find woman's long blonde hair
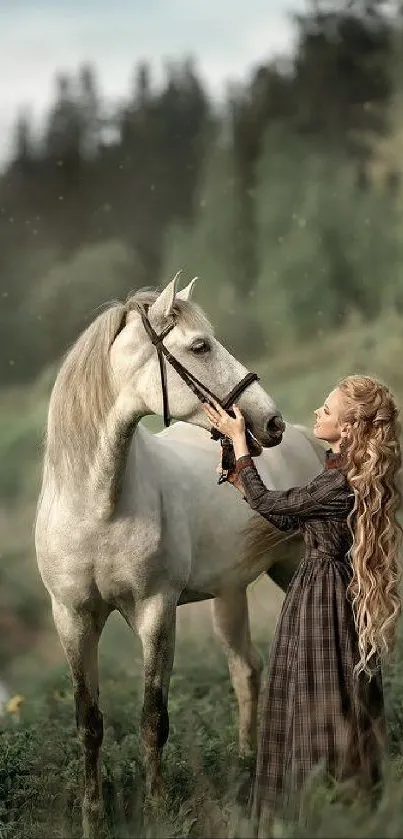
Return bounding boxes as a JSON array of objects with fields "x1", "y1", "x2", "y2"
[{"x1": 338, "y1": 375, "x2": 402, "y2": 677}]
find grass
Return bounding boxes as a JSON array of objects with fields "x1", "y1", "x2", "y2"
[
  {"x1": 3, "y1": 638, "x2": 403, "y2": 838},
  {"x1": 0, "y1": 641, "x2": 241, "y2": 839}
]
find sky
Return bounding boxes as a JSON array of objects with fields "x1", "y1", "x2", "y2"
[{"x1": 0, "y1": 0, "x2": 305, "y2": 164}]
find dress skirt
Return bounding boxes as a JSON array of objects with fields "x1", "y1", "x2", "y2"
[{"x1": 251, "y1": 553, "x2": 386, "y2": 832}]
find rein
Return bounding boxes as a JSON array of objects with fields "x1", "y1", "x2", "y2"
[{"x1": 136, "y1": 303, "x2": 259, "y2": 440}]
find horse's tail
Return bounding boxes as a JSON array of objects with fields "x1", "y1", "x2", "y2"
[
  {"x1": 241, "y1": 515, "x2": 303, "y2": 591},
  {"x1": 241, "y1": 424, "x2": 325, "y2": 589}
]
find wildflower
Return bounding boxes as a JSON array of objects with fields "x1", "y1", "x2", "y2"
[{"x1": 6, "y1": 694, "x2": 24, "y2": 714}]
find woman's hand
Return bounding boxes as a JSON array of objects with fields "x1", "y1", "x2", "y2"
[{"x1": 202, "y1": 400, "x2": 246, "y2": 441}]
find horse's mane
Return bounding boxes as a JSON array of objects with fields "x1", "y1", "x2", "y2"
[{"x1": 44, "y1": 288, "x2": 213, "y2": 485}]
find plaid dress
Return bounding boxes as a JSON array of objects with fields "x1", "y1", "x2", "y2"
[{"x1": 236, "y1": 452, "x2": 386, "y2": 831}]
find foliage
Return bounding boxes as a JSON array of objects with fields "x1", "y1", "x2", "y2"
[
  {"x1": 0, "y1": 649, "x2": 240, "y2": 839},
  {"x1": 252, "y1": 130, "x2": 403, "y2": 344},
  {"x1": 160, "y1": 142, "x2": 264, "y2": 358},
  {"x1": 22, "y1": 240, "x2": 144, "y2": 373},
  {"x1": 3, "y1": 639, "x2": 403, "y2": 838},
  {"x1": 0, "y1": 1, "x2": 401, "y2": 385}
]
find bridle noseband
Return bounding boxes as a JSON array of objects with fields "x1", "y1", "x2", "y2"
[{"x1": 136, "y1": 303, "x2": 259, "y2": 440}]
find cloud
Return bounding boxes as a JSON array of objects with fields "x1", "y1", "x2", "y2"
[{"x1": 0, "y1": 0, "x2": 302, "y2": 165}]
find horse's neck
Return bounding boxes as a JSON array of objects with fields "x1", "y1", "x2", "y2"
[{"x1": 88, "y1": 398, "x2": 153, "y2": 520}]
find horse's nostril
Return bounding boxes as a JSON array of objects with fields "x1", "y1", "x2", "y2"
[{"x1": 266, "y1": 415, "x2": 285, "y2": 436}]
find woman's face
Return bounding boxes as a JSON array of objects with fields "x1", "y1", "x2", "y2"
[{"x1": 313, "y1": 387, "x2": 344, "y2": 449}]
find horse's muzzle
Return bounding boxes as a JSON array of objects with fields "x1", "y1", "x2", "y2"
[{"x1": 264, "y1": 414, "x2": 286, "y2": 447}]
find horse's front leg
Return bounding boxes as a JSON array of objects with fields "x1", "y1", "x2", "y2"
[
  {"x1": 51, "y1": 598, "x2": 109, "y2": 839},
  {"x1": 123, "y1": 590, "x2": 178, "y2": 796}
]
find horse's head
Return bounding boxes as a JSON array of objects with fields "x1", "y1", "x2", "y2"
[{"x1": 110, "y1": 274, "x2": 284, "y2": 449}]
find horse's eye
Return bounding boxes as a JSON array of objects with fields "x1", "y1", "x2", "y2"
[{"x1": 190, "y1": 339, "x2": 210, "y2": 354}]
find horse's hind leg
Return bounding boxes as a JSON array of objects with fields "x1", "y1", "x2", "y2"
[
  {"x1": 122, "y1": 590, "x2": 177, "y2": 797},
  {"x1": 212, "y1": 588, "x2": 262, "y2": 758},
  {"x1": 51, "y1": 598, "x2": 108, "y2": 839}
]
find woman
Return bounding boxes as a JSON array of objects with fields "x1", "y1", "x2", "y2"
[{"x1": 202, "y1": 375, "x2": 402, "y2": 833}]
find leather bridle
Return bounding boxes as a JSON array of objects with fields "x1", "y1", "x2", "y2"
[{"x1": 132, "y1": 303, "x2": 260, "y2": 441}]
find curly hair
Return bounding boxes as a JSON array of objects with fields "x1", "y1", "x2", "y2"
[{"x1": 338, "y1": 375, "x2": 403, "y2": 678}]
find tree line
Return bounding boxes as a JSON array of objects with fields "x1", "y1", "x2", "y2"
[{"x1": 0, "y1": 0, "x2": 402, "y2": 384}]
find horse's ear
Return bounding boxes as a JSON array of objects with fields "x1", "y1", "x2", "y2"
[
  {"x1": 149, "y1": 271, "x2": 181, "y2": 321},
  {"x1": 176, "y1": 276, "x2": 198, "y2": 302}
]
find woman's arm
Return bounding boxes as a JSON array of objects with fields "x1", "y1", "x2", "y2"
[
  {"x1": 202, "y1": 400, "x2": 346, "y2": 525},
  {"x1": 235, "y1": 453, "x2": 344, "y2": 523},
  {"x1": 223, "y1": 459, "x2": 300, "y2": 533}
]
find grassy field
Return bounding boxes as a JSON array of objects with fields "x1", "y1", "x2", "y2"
[
  {"x1": 2, "y1": 636, "x2": 403, "y2": 838},
  {"x1": 2, "y1": 310, "x2": 403, "y2": 837}
]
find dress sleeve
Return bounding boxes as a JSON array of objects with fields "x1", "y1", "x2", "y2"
[
  {"x1": 241, "y1": 489, "x2": 300, "y2": 533},
  {"x1": 236, "y1": 455, "x2": 347, "y2": 525},
  {"x1": 257, "y1": 511, "x2": 301, "y2": 533}
]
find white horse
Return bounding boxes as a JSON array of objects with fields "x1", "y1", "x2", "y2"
[{"x1": 35, "y1": 275, "x2": 325, "y2": 838}]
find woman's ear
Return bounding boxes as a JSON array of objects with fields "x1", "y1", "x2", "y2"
[{"x1": 340, "y1": 421, "x2": 352, "y2": 440}]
